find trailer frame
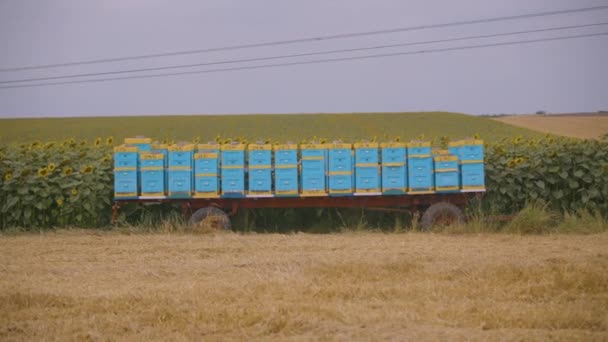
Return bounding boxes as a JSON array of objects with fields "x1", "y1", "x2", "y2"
[{"x1": 112, "y1": 192, "x2": 484, "y2": 227}]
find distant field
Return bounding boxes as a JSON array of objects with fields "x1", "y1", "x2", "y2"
[
  {"x1": 0, "y1": 112, "x2": 541, "y2": 144},
  {"x1": 495, "y1": 114, "x2": 608, "y2": 139},
  {"x1": 1, "y1": 231, "x2": 606, "y2": 340}
]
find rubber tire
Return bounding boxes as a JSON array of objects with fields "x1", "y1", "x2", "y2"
[
  {"x1": 420, "y1": 202, "x2": 464, "y2": 231},
  {"x1": 188, "y1": 207, "x2": 232, "y2": 230}
]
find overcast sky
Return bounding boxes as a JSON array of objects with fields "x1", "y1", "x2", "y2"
[{"x1": 0, "y1": 0, "x2": 607, "y2": 118}]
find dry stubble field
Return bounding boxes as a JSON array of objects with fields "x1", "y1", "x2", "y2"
[
  {"x1": 1, "y1": 231, "x2": 607, "y2": 341},
  {"x1": 495, "y1": 114, "x2": 608, "y2": 139}
]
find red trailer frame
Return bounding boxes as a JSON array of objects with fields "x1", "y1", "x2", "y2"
[{"x1": 112, "y1": 192, "x2": 483, "y2": 228}]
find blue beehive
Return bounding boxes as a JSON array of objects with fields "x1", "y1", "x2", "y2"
[
  {"x1": 221, "y1": 143, "x2": 246, "y2": 198},
  {"x1": 274, "y1": 144, "x2": 298, "y2": 196},
  {"x1": 407, "y1": 142, "x2": 434, "y2": 193},
  {"x1": 328, "y1": 142, "x2": 353, "y2": 196},
  {"x1": 113, "y1": 145, "x2": 139, "y2": 199},
  {"x1": 139, "y1": 152, "x2": 166, "y2": 198},
  {"x1": 380, "y1": 142, "x2": 407, "y2": 195},
  {"x1": 449, "y1": 139, "x2": 485, "y2": 192},
  {"x1": 300, "y1": 143, "x2": 328, "y2": 196},
  {"x1": 247, "y1": 143, "x2": 273, "y2": 197},
  {"x1": 448, "y1": 139, "x2": 484, "y2": 163},
  {"x1": 461, "y1": 163, "x2": 486, "y2": 191},
  {"x1": 151, "y1": 143, "x2": 169, "y2": 166},
  {"x1": 354, "y1": 142, "x2": 380, "y2": 195},
  {"x1": 124, "y1": 137, "x2": 152, "y2": 152},
  {"x1": 434, "y1": 154, "x2": 460, "y2": 192},
  {"x1": 407, "y1": 141, "x2": 432, "y2": 158},
  {"x1": 408, "y1": 157, "x2": 434, "y2": 193},
  {"x1": 460, "y1": 139, "x2": 484, "y2": 163},
  {"x1": 194, "y1": 144, "x2": 220, "y2": 198},
  {"x1": 167, "y1": 144, "x2": 194, "y2": 198}
]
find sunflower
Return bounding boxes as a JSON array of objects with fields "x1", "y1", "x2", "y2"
[
  {"x1": 31, "y1": 141, "x2": 41, "y2": 148},
  {"x1": 45, "y1": 142, "x2": 56, "y2": 149},
  {"x1": 62, "y1": 167, "x2": 73, "y2": 176},
  {"x1": 38, "y1": 167, "x2": 49, "y2": 178},
  {"x1": 3, "y1": 172, "x2": 12, "y2": 181},
  {"x1": 106, "y1": 137, "x2": 114, "y2": 146},
  {"x1": 47, "y1": 163, "x2": 56, "y2": 172},
  {"x1": 94, "y1": 137, "x2": 102, "y2": 146},
  {"x1": 101, "y1": 155, "x2": 112, "y2": 163},
  {"x1": 56, "y1": 198, "x2": 64, "y2": 207},
  {"x1": 81, "y1": 165, "x2": 94, "y2": 174},
  {"x1": 80, "y1": 140, "x2": 87, "y2": 146},
  {"x1": 71, "y1": 188, "x2": 79, "y2": 196}
]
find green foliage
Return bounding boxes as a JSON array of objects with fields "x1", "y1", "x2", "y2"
[
  {"x1": 503, "y1": 201, "x2": 558, "y2": 234},
  {"x1": 0, "y1": 139, "x2": 113, "y2": 229},
  {"x1": 484, "y1": 136, "x2": 608, "y2": 215}
]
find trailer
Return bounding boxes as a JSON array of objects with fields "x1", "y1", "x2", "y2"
[
  {"x1": 112, "y1": 191, "x2": 483, "y2": 230},
  {"x1": 113, "y1": 137, "x2": 486, "y2": 230}
]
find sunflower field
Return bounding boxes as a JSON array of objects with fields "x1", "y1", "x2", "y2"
[
  {"x1": 484, "y1": 135, "x2": 608, "y2": 215},
  {"x1": 0, "y1": 138, "x2": 114, "y2": 229},
  {"x1": 1, "y1": 135, "x2": 607, "y2": 230}
]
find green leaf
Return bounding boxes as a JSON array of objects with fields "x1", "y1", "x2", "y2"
[
  {"x1": 559, "y1": 171, "x2": 569, "y2": 180},
  {"x1": 573, "y1": 170, "x2": 584, "y2": 178},
  {"x1": 553, "y1": 190, "x2": 564, "y2": 199},
  {"x1": 568, "y1": 180, "x2": 579, "y2": 189},
  {"x1": 534, "y1": 180, "x2": 545, "y2": 189}
]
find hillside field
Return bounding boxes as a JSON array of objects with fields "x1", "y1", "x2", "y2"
[
  {"x1": 495, "y1": 113, "x2": 608, "y2": 139},
  {"x1": 0, "y1": 231, "x2": 606, "y2": 340},
  {"x1": 0, "y1": 112, "x2": 541, "y2": 144}
]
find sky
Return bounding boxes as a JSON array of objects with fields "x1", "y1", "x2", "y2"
[{"x1": 0, "y1": 0, "x2": 607, "y2": 118}]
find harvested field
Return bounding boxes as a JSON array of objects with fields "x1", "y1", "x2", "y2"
[
  {"x1": 495, "y1": 114, "x2": 608, "y2": 139},
  {"x1": 1, "y1": 231, "x2": 607, "y2": 340}
]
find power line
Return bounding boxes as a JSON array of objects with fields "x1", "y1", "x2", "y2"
[
  {"x1": 1, "y1": 5, "x2": 607, "y2": 73},
  {"x1": 2, "y1": 22, "x2": 606, "y2": 85},
  {"x1": 1, "y1": 32, "x2": 606, "y2": 90}
]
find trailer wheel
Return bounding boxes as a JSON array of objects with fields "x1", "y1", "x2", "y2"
[
  {"x1": 420, "y1": 202, "x2": 464, "y2": 231},
  {"x1": 189, "y1": 207, "x2": 232, "y2": 231}
]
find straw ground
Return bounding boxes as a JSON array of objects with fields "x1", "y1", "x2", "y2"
[{"x1": 1, "y1": 231, "x2": 607, "y2": 340}]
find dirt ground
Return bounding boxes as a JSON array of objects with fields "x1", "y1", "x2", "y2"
[
  {"x1": 494, "y1": 114, "x2": 608, "y2": 139},
  {"x1": 1, "y1": 231, "x2": 607, "y2": 341}
]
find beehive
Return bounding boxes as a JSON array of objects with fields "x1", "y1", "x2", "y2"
[
  {"x1": 247, "y1": 143, "x2": 272, "y2": 197},
  {"x1": 167, "y1": 144, "x2": 194, "y2": 198},
  {"x1": 407, "y1": 141, "x2": 433, "y2": 193},
  {"x1": 461, "y1": 163, "x2": 486, "y2": 192},
  {"x1": 407, "y1": 141, "x2": 432, "y2": 158},
  {"x1": 193, "y1": 151, "x2": 219, "y2": 198},
  {"x1": 328, "y1": 142, "x2": 353, "y2": 196},
  {"x1": 300, "y1": 143, "x2": 328, "y2": 197},
  {"x1": 380, "y1": 142, "x2": 407, "y2": 195},
  {"x1": 434, "y1": 155, "x2": 459, "y2": 192},
  {"x1": 139, "y1": 152, "x2": 166, "y2": 198},
  {"x1": 220, "y1": 143, "x2": 246, "y2": 198},
  {"x1": 354, "y1": 142, "x2": 380, "y2": 195},
  {"x1": 113, "y1": 145, "x2": 139, "y2": 199},
  {"x1": 274, "y1": 143, "x2": 298, "y2": 196},
  {"x1": 124, "y1": 137, "x2": 152, "y2": 152}
]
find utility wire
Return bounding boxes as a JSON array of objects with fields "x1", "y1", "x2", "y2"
[
  {"x1": 1, "y1": 5, "x2": 607, "y2": 73},
  {"x1": 1, "y1": 32, "x2": 606, "y2": 90},
  {"x1": 1, "y1": 22, "x2": 606, "y2": 85}
]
